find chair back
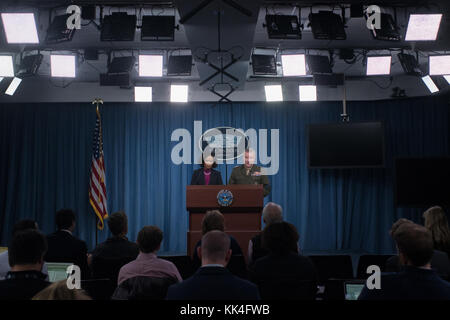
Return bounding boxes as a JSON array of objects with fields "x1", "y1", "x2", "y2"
[
  {"x1": 81, "y1": 278, "x2": 115, "y2": 300},
  {"x1": 160, "y1": 255, "x2": 194, "y2": 279},
  {"x1": 112, "y1": 276, "x2": 178, "y2": 300},
  {"x1": 308, "y1": 255, "x2": 353, "y2": 284},
  {"x1": 91, "y1": 256, "x2": 135, "y2": 284},
  {"x1": 257, "y1": 276, "x2": 317, "y2": 300},
  {"x1": 227, "y1": 254, "x2": 248, "y2": 279},
  {"x1": 356, "y1": 255, "x2": 394, "y2": 279}
]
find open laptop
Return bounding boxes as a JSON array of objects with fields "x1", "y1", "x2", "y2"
[
  {"x1": 344, "y1": 280, "x2": 365, "y2": 300},
  {"x1": 46, "y1": 262, "x2": 73, "y2": 283}
]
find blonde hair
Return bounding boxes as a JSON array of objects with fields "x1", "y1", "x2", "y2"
[
  {"x1": 423, "y1": 206, "x2": 450, "y2": 251},
  {"x1": 32, "y1": 280, "x2": 92, "y2": 300}
]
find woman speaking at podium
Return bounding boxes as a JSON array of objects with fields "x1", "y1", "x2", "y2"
[{"x1": 190, "y1": 153, "x2": 223, "y2": 185}]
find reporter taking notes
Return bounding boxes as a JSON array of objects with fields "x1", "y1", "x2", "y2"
[{"x1": 228, "y1": 149, "x2": 271, "y2": 197}]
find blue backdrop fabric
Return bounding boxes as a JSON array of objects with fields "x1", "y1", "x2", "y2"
[{"x1": 0, "y1": 96, "x2": 449, "y2": 254}]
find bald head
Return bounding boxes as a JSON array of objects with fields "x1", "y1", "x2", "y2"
[
  {"x1": 199, "y1": 231, "x2": 231, "y2": 266},
  {"x1": 262, "y1": 202, "x2": 283, "y2": 225}
]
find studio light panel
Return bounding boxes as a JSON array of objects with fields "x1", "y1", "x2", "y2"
[
  {"x1": 405, "y1": 14, "x2": 442, "y2": 41},
  {"x1": 299, "y1": 85, "x2": 317, "y2": 101},
  {"x1": 170, "y1": 85, "x2": 188, "y2": 103},
  {"x1": 134, "y1": 86, "x2": 152, "y2": 102},
  {"x1": 264, "y1": 85, "x2": 283, "y2": 102},
  {"x1": 1, "y1": 13, "x2": 39, "y2": 44},
  {"x1": 421, "y1": 75, "x2": 439, "y2": 93},
  {"x1": 281, "y1": 54, "x2": 306, "y2": 76},
  {"x1": 139, "y1": 55, "x2": 163, "y2": 77},
  {"x1": 50, "y1": 55, "x2": 76, "y2": 78},
  {"x1": 5, "y1": 77, "x2": 22, "y2": 96},
  {"x1": 429, "y1": 55, "x2": 450, "y2": 76},
  {"x1": 0, "y1": 56, "x2": 15, "y2": 77},
  {"x1": 366, "y1": 56, "x2": 392, "y2": 76}
]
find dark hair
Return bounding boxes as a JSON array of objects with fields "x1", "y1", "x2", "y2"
[
  {"x1": 202, "y1": 210, "x2": 224, "y2": 235},
  {"x1": 55, "y1": 209, "x2": 76, "y2": 230},
  {"x1": 12, "y1": 219, "x2": 37, "y2": 237},
  {"x1": 394, "y1": 223, "x2": 434, "y2": 267},
  {"x1": 8, "y1": 229, "x2": 47, "y2": 267},
  {"x1": 262, "y1": 222, "x2": 299, "y2": 255},
  {"x1": 107, "y1": 211, "x2": 128, "y2": 237},
  {"x1": 137, "y1": 226, "x2": 163, "y2": 253},
  {"x1": 200, "y1": 153, "x2": 218, "y2": 168}
]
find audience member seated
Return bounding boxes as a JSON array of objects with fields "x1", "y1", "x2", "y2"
[
  {"x1": 423, "y1": 206, "x2": 450, "y2": 257},
  {"x1": 33, "y1": 280, "x2": 91, "y2": 300},
  {"x1": 359, "y1": 223, "x2": 450, "y2": 300},
  {"x1": 248, "y1": 202, "x2": 283, "y2": 265},
  {"x1": 192, "y1": 210, "x2": 243, "y2": 270},
  {"x1": 112, "y1": 276, "x2": 177, "y2": 300},
  {"x1": 0, "y1": 220, "x2": 49, "y2": 280},
  {"x1": 89, "y1": 211, "x2": 139, "y2": 281},
  {"x1": 385, "y1": 218, "x2": 450, "y2": 280},
  {"x1": 0, "y1": 229, "x2": 50, "y2": 300},
  {"x1": 248, "y1": 222, "x2": 317, "y2": 300},
  {"x1": 166, "y1": 231, "x2": 260, "y2": 300},
  {"x1": 117, "y1": 226, "x2": 182, "y2": 286},
  {"x1": 45, "y1": 209, "x2": 89, "y2": 279}
]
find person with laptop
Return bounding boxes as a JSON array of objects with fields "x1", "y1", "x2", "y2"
[
  {"x1": 45, "y1": 209, "x2": 89, "y2": 279},
  {"x1": 358, "y1": 223, "x2": 450, "y2": 300},
  {"x1": 0, "y1": 229, "x2": 50, "y2": 300},
  {"x1": 0, "y1": 219, "x2": 49, "y2": 280}
]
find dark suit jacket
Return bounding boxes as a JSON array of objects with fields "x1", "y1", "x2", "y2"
[
  {"x1": 190, "y1": 168, "x2": 223, "y2": 185},
  {"x1": 166, "y1": 266, "x2": 260, "y2": 300},
  {"x1": 45, "y1": 230, "x2": 89, "y2": 279},
  {"x1": 0, "y1": 271, "x2": 50, "y2": 300},
  {"x1": 358, "y1": 266, "x2": 450, "y2": 300},
  {"x1": 385, "y1": 250, "x2": 450, "y2": 280},
  {"x1": 248, "y1": 252, "x2": 318, "y2": 299}
]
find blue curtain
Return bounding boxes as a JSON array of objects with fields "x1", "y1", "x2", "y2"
[{"x1": 0, "y1": 96, "x2": 449, "y2": 254}]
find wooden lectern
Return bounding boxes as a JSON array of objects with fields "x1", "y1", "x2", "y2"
[{"x1": 186, "y1": 185, "x2": 264, "y2": 261}]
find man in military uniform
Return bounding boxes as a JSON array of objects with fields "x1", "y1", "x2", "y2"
[{"x1": 228, "y1": 149, "x2": 271, "y2": 197}]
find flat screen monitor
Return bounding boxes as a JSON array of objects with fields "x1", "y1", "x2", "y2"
[
  {"x1": 46, "y1": 262, "x2": 73, "y2": 283},
  {"x1": 308, "y1": 122, "x2": 385, "y2": 168},
  {"x1": 395, "y1": 157, "x2": 450, "y2": 207},
  {"x1": 344, "y1": 282, "x2": 365, "y2": 300}
]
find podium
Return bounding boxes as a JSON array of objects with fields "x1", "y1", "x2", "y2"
[{"x1": 186, "y1": 185, "x2": 264, "y2": 261}]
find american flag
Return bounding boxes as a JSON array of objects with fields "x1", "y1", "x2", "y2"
[{"x1": 89, "y1": 107, "x2": 108, "y2": 230}]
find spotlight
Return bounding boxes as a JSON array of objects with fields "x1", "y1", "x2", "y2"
[
  {"x1": 397, "y1": 53, "x2": 422, "y2": 76},
  {"x1": 134, "y1": 86, "x2": 152, "y2": 102},
  {"x1": 101, "y1": 12, "x2": 136, "y2": 41},
  {"x1": 50, "y1": 55, "x2": 76, "y2": 78},
  {"x1": 0, "y1": 56, "x2": 15, "y2": 77},
  {"x1": 405, "y1": 14, "x2": 442, "y2": 41},
  {"x1": 281, "y1": 54, "x2": 306, "y2": 76},
  {"x1": 299, "y1": 85, "x2": 317, "y2": 101},
  {"x1": 167, "y1": 55, "x2": 192, "y2": 76},
  {"x1": 366, "y1": 13, "x2": 400, "y2": 41},
  {"x1": 306, "y1": 55, "x2": 332, "y2": 75},
  {"x1": 5, "y1": 77, "x2": 22, "y2": 96},
  {"x1": 141, "y1": 16, "x2": 175, "y2": 41},
  {"x1": 265, "y1": 15, "x2": 301, "y2": 40},
  {"x1": 17, "y1": 54, "x2": 43, "y2": 77},
  {"x1": 1, "y1": 13, "x2": 39, "y2": 44},
  {"x1": 170, "y1": 85, "x2": 188, "y2": 102},
  {"x1": 252, "y1": 54, "x2": 277, "y2": 76},
  {"x1": 444, "y1": 75, "x2": 450, "y2": 85},
  {"x1": 99, "y1": 56, "x2": 135, "y2": 87},
  {"x1": 366, "y1": 56, "x2": 391, "y2": 76},
  {"x1": 309, "y1": 11, "x2": 346, "y2": 40},
  {"x1": 421, "y1": 75, "x2": 439, "y2": 93},
  {"x1": 429, "y1": 55, "x2": 450, "y2": 76},
  {"x1": 139, "y1": 55, "x2": 163, "y2": 77},
  {"x1": 46, "y1": 14, "x2": 76, "y2": 44},
  {"x1": 264, "y1": 85, "x2": 283, "y2": 102}
]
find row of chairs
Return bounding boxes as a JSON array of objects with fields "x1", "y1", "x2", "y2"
[{"x1": 83, "y1": 254, "x2": 394, "y2": 300}]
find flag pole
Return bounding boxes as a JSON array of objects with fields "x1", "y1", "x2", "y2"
[{"x1": 92, "y1": 98, "x2": 103, "y2": 247}]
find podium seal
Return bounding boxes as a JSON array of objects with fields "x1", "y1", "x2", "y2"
[{"x1": 217, "y1": 189, "x2": 233, "y2": 207}]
